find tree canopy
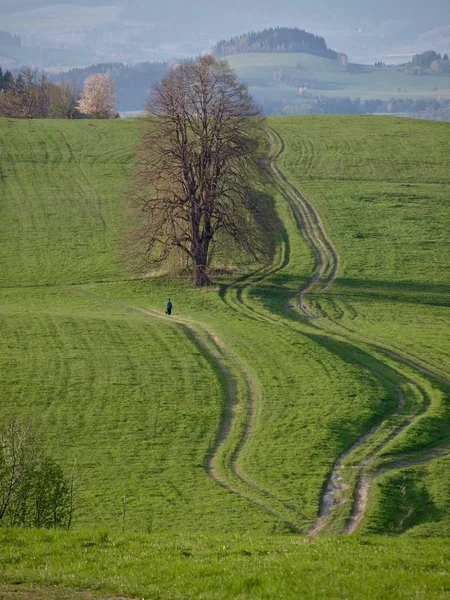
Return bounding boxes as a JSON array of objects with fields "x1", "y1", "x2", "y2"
[{"x1": 130, "y1": 55, "x2": 267, "y2": 286}]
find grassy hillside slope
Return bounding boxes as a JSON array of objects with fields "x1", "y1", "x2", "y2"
[
  {"x1": 0, "y1": 119, "x2": 388, "y2": 535},
  {"x1": 226, "y1": 53, "x2": 450, "y2": 104},
  {"x1": 272, "y1": 116, "x2": 450, "y2": 535},
  {"x1": 275, "y1": 116, "x2": 450, "y2": 379},
  {"x1": 0, "y1": 114, "x2": 449, "y2": 549}
]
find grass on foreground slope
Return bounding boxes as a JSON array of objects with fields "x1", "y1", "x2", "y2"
[
  {"x1": 1, "y1": 530, "x2": 450, "y2": 600},
  {"x1": 273, "y1": 115, "x2": 450, "y2": 535},
  {"x1": 0, "y1": 118, "x2": 390, "y2": 534}
]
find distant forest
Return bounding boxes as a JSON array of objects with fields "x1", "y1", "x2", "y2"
[
  {"x1": 262, "y1": 95, "x2": 450, "y2": 121},
  {"x1": 212, "y1": 27, "x2": 337, "y2": 59},
  {"x1": 404, "y1": 50, "x2": 450, "y2": 75}
]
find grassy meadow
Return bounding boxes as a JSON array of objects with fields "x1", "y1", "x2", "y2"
[
  {"x1": 1, "y1": 119, "x2": 390, "y2": 535},
  {"x1": 272, "y1": 115, "x2": 450, "y2": 535},
  {"x1": 226, "y1": 53, "x2": 450, "y2": 104},
  {"x1": 0, "y1": 114, "x2": 449, "y2": 597},
  {"x1": 1, "y1": 530, "x2": 450, "y2": 600}
]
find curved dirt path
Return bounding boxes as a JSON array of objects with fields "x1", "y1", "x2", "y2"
[
  {"x1": 74, "y1": 285, "x2": 302, "y2": 531},
  {"x1": 142, "y1": 307, "x2": 302, "y2": 532},
  {"x1": 256, "y1": 127, "x2": 449, "y2": 534},
  {"x1": 267, "y1": 127, "x2": 339, "y2": 306}
]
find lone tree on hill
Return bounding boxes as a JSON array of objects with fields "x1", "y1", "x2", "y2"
[
  {"x1": 131, "y1": 55, "x2": 265, "y2": 286},
  {"x1": 77, "y1": 73, "x2": 116, "y2": 119}
]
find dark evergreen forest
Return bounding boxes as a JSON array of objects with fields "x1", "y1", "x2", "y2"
[{"x1": 212, "y1": 27, "x2": 337, "y2": 59}]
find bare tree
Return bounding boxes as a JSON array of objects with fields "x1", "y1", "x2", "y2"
[
  {"x1": 131, "y1": 55, "x2": 265, "y2": 286},
  {"x1": 77, "y1": 73, "x2": 116, "y2": 119},
  {"x1": 0, "y1": 418, "x2": 37, "y2": 520},
  {"x1": 50, "y1": 77, "x2": 82, "y2": 118},
  {"x1": 0, "y1": 85, "x2": 22, "y2": 118},
  {"x1": 0, "y1": 67, "x2": 52, "y2": 119}
]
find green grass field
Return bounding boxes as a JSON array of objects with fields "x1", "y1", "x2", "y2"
[
  {"x1": 225, "y1": 52, "x2": 450, "y2": 104},
  {"x1": 270, "y1": 116, "x2": 450, "y2": 536},
  {"x1": 0, "y1": 115, "x2": 449, "y2": 597},
  {"x1": 2, "y1": 530, "x2": 450, "y2": 600}
]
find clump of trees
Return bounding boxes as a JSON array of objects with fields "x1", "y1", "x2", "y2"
[
  {"x1": 0, "y1": 66, "x2": 83, "y2": 119},
  {"x1": 405, "y1": 51, "x2": 450, "y2": 75},
  {"x1": 0, "y1": 67, "x2": 54, "y2": 118},
  {"x1": 213, "y1": 27, "x2": 337, "y2": 60},
  {"x1": 0, "y1": 418, "x2": 74, "y2": 529},
  {"x1": 59, "y1": 61, "x2": 170, "y2": 112},
  {"x1": 51, "y1": 77, "x2": 84, "y2": 119},
  {"x1": 0, "y1": 66, "x2": 117, "y2": 119},
  {"x1": 129, "y1": 55, "x2": 268, "y2": 286}
]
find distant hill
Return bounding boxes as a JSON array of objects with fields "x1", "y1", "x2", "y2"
[
  {"x1": 44, "y1": 49, "x2": 450, "y2": 118},
  {"x1": 224, "y1": 52, "x2": 450, "y2": 117},
  {"x1": 1, "y1": 0, "x2": 449, "y2": 67},
  {"x1": 212, "y1": 27, "x2": 338, "y2": 59}
]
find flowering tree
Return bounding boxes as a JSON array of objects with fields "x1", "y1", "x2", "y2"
[{"x1": 77, "y1": 73, "x2": 116, "y2": 119}]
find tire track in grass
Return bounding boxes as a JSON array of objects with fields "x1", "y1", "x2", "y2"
[
  {"x1": 73, "y1": 285, "x2": 302, "y2": 531},
  {"x1": 237, "y1": 130, "x2": 427, "y2": 533},
  {"x1": 267, "y1": 127, "x2": 339, "y2": 299},
  {"x1": 268, "y1": 126, "x2": 450, "y2": 385},
  {"x1": 215, "y1": 131, "x2": 347, "y2": 524},
  {"x1": 347, "y1": 447, "x2": 449, "y2": 534},
  {"x1": 221, "y1": 128, "x2": 424, "y2": 534},
  {"x1": 309, "y1": 384, "x2": 409, "y2": 536},
  {"x1": 258, "y1": 127, "x2": 449, "y2": 534},
  {"x1": 141, "y1": 307, "x2": 302, "y2": 533}
]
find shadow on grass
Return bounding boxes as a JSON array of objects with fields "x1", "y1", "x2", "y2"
[
  {"x1": 247, "y1": 273, "x2": 450, "y2": 310},
  {"x1": 336, "y1": 278, "x2": 450, "y2": 302},
  {"x1": 217, "y1": 190, "x2": 291, "y2": 299},
  {"x1": 363, "y1": 469, "x2": 442, "y2": 535}
]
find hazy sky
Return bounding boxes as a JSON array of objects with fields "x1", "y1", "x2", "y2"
[
  {"x1": 1, "y1": 0, "x2": 449, "y2": 65},
  {"x1": 1, "y1": 0, "x2": 448, "y2": 26}
]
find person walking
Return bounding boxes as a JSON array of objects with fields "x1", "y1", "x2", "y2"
[{"x1": 165, "y1": 299, "x2": 173, "y2": 316}]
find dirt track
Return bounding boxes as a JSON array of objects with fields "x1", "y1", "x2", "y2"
[
  {"x1": 142, "y1": 307, "x2": 302, "y2": 532},
  {"x1": 265, "y1": 128, "x2": 449, "y2": 534},
  {"x1": 140, "y1": 127, "x2": 449, "y2": 535}
]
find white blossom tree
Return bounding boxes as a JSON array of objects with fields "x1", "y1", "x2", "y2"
[{"x1": 77, "y1": 73, "x2": 116, "y2": 119}]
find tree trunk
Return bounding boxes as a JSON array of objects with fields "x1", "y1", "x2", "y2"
[{"x1": 192, "y1": 242, "x2": 210, "y2": 286}]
